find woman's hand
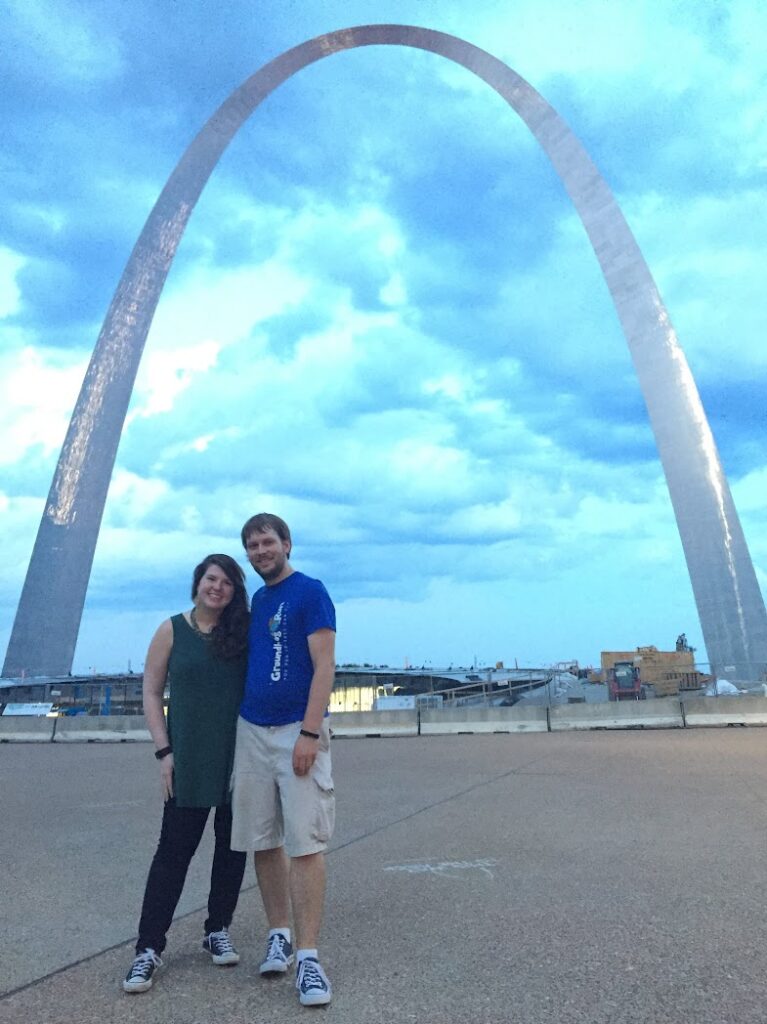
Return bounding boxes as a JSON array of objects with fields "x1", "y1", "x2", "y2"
[{"x1": 159, "y1": 752, "x2": 174, "y2": 800}]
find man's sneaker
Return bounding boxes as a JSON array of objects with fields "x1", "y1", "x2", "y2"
[
  {"x1": 259, "y1": 931, "x2": 294, "y2": 975},
  {"x1": 203, "y1": 928, "x2": 240, "y2": 966},
  {"x1": 122, "y1": 949, "x2": 163, "y2": 993},
  {"x1": 296, "y1": 956, "x2": 332, "y2": 1006}
]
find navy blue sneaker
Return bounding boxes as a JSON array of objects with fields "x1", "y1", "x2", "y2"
[
  {"x1": 123, "y1": 948, "x2": 163, "y2": 993},
  {"x1": 203, "y1": 928, "x2": 240, "y2": 965},
  {"x1": 296, "y1": 956, "x2": 332, "y2": 1006}
]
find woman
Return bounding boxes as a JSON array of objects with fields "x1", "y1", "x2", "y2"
[{"x1": 123, "y1": 554, "x2": 249, "y2": 993}]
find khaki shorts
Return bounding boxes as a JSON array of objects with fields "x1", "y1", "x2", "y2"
[{"x1": 230, "y1": 717, "x2": 335, "y2": 857}]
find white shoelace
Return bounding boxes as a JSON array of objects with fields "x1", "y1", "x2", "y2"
[
  {"x1": 210, "y1": 929, "x2": 235, "y2": 953},
  {"x1": 266, "y1": 933, "x2": 288, "y2": 960},
  {"x1": 130, "y1": 949, "x2": 161, "y2": 977},
  {"x1": 299, "y1": 959, "x2": 326, "y2": 991}
]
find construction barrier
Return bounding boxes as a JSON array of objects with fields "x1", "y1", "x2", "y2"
[
  {"x1": 8, "y1": 698, "x2": 767, "y2": 746},
  {"x1": 550, "y1": 697, "x2": 684, "y2": 731},
  {"x1": 0, "y1": 716, "x2": 56, "y2": 742},
  {"x1": 419, "y1": 706, "x2": 549, "y2": 735},
  {"x1": 330, "y1": 709, "x2": 418, "y2": 738},
  {"x1": 681, "y1": 695, "x2": 767, "y2": 728},
  {"x1": 54, "y1": 715, "x2": 151, "y2": 742}
]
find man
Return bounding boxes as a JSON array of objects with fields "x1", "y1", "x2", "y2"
[{"x1": 231, "y1": 513, "x2": 336, "y2": 1007}]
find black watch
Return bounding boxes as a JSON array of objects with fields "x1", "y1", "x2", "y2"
[{"x1": 154, "y1": 745, "x2": 172, "y2": 760}]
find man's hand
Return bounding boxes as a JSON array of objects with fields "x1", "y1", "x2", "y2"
[
  {"x1": 292, "y1": 733, "x2": 319, "y2": 776},
  {"x1": 159, "y1": 753, "x2": 174, "y2": 800}
]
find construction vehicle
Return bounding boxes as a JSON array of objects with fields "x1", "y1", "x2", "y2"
[{"x1": 607, "y1": 660, "x2": 643, "y2": 701}]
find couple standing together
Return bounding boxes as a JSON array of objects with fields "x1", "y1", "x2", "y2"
[{"x1": 123, "y1": 512, "x2": 336, "y2": 1008}]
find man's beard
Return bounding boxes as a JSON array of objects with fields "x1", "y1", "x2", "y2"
[{"x1": 256, "y1": 558, "x2": 285, "y2": 582}]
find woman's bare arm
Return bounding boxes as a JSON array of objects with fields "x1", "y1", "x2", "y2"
[{"x1": 142, "y1": 618, "x2": 174, "y2": 798}]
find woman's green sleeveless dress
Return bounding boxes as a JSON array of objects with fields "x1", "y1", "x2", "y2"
[{"x1": 166, "y1": 614, "x2": 246, "y2": 807}]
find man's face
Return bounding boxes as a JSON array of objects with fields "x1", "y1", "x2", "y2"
[{"x1": 244, "y1": 527, "x2": 291, "y2": 583}]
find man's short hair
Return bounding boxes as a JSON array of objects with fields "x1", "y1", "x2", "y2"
[{"x1": 241, "y1": 513, "x2": 292, "y2": 556}]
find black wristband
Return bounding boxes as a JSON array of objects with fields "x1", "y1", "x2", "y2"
[
  {"x1": 154, "y1": 745, "x2": 172, "y2": 760},
  {"x1": 299, "y1": 728, "x2": 320, "y2": 740}
]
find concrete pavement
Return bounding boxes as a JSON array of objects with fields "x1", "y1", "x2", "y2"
[{"x1": 2, "y1": 729, "x2": 767, "y2": 1023}]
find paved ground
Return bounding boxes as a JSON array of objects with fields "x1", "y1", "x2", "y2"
[{"x1": 1, "y1": 728, "x2": 767, "y2": 1023}]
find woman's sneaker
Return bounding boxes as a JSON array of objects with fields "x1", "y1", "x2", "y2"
[
  {"x1": 296, "y1": 956, "x2": 332, "y2": 1006},
  {"x1": 123, "y1": 948, "x2": 163, "y2": 993},
  {"x1": 203, "y1": 927, "x2": 240, "y2": 965},
  {"x1": 259, "y1": 931, "x2": 294, "y2": 974}
]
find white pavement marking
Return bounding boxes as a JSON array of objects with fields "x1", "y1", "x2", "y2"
[
  {"x1": 384, "y1": 858, "x2": 499, "y2": 879},
  {"x1": 84, "y1": 800, "x2": 146, "y2": 809}
]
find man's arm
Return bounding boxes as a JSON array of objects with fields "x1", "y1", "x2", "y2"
[{"x1": 292, "y1": 627, "x2": 335, "y2": 777}]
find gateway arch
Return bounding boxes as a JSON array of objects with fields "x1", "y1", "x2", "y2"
[{"x1": 4, "y1": 25, "x2": 767, "y2": 681}]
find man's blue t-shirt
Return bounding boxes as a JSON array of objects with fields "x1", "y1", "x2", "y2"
[{"x1": 240, "y1": 571, "x2": 336, "y2": 727}]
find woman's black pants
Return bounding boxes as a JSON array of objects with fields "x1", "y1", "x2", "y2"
[{"x1": 135, "y1": 798, "x2": 247, "y2": 954}]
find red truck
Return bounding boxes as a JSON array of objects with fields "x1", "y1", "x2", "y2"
[{"x1": 607, "y1": 661, "x2": 642, "y2": 701}]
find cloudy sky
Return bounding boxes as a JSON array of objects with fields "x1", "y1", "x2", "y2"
[{"x1": 1, "y1": 0, "x2": 765, "y2": 675}]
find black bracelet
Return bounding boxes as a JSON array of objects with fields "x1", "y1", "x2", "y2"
[
  {"x1": 154, "y1": 745, "x2": 172, "y2": 760},
  {"x1": 299, "y1": 728, "x2": 320, "y2": 740}
]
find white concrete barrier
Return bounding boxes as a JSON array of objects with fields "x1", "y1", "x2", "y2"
[
  {"x1": 330, "y1": 710, "x2": 418, "y2": 738},
  {"x1": 682, "y1": 695, "x2": 767, "y2": 727},
  {"x1": 550, "y1": 697, "x2": 684, "y2": 731},
  {"x1": 54, "y1": 715, "x2": 151, "y2": 742},
  {"x1": 0, "y1": 716, "x2": 56, "y2": 742},
  {"x1": 419, "y1": 706, "x2": 549, "y2": 735}
]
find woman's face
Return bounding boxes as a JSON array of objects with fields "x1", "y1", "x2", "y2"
[{"x1": 195, "y1": 563, "x2": 235, "y2": 613}]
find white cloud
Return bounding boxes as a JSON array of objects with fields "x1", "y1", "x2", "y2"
[
  {"x1": 129, "y1": 340, "x2": 221, "y2": 421},
  {"x1": 430, "y1": 0, "x2": 704, "y2": 105},
  {"x1": 734, "y1": 466, "x2": 767, "y2": 517},
  {"x1": 104, "y1": 470, "x2": 170, "y2": 527},
  {"x1": 6, "y1": 0, "x2": 124, "y2": 81},
  {"x1": 439, "y1": 496, "x2": 522, "y2": 537},
  {"x1": 0, "y1": 493, "x2": 46, "y2": 605},
  {"x1": 0, "y1": 247, "x2": 25, "y2": 318},
  {"x1": 145, "y1": 258, "x2": 310, "y2": 356},
  {"x1": 624, "y1": 190, "x2": 767, "y2": 378},
  {"x1": 0, "y1": 345, "x2": 86, "y2": 465},
  {"x1": 423, "y1": 374, "x2": 469, "y2": 401},
  {"x1": 379, "y1": 271, "x2": 407, "y2": 306}
]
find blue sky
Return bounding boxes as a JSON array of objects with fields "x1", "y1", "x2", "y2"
[{"x1": 1, "y1": 0, "x2": 765, "y2": 674}]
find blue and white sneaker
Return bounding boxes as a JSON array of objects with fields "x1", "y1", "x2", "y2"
[
  {"x1": 203, "y1": 927, "x2": 240, "y2": 965},
  {"x1": 296, "y1": 956, "x2": 332, "y2": 1006},
  {"x1": 123, "y1": 948, "x2": 163, "y2": 993},
  {"x1": 260, "y1": 931, "x2": 294, "y2": 975}
]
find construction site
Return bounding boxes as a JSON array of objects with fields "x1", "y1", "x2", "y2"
[{"x1": 0, "y1": 632, "x2": 746, "y2": 721}]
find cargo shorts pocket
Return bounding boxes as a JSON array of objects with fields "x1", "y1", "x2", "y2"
[{"x1": 311, "y1": 756, "x2": 335, "y2": 844}]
